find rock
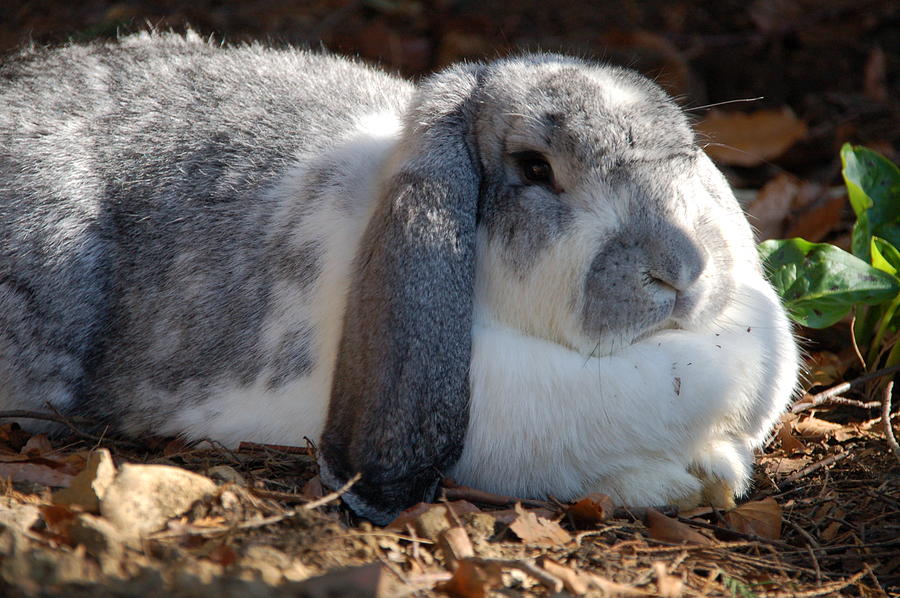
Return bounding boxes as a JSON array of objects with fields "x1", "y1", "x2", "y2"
[
  {"x1": 413, "y1": 505, "x2": 450, "y2": 541},
  {"x1": 52, "y1": 448, "x2": 116, "y2": 513},
  {"x1": 0, "y1": 497, "x2": 40, "y2": 532},
  {"x1": 100, "y1": 464, "x2": 216, "y2": 538}
]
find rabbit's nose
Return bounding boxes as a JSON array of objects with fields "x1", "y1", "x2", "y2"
[{"x1": 646, "y1": 230, "x2": 706, "y2": 292}]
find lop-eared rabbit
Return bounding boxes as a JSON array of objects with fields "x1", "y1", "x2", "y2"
[{"x1": 0, "y1": 32, "x2": 798, "y2": 524}]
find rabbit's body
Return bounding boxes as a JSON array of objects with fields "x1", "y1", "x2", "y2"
[
  {"x1": 1, "y1": 33, "x2": 409, "y2": 442},
  {"x1": 0, "y1": 32, "x2": 799, "y2": 523}
]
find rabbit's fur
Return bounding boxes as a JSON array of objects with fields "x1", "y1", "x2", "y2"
[{"x1": 0, "y1": 32, "x2": 799, "y2": 523}]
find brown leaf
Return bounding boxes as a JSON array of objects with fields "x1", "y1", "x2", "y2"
[
  {"x1": 567, "y1": 493, "x2": 614, "y2": 526},
  {"x1": 51, "y1": 448, "x2": 116, "y2": 513},
  {"x1": 0, "y1": 462, "x2": 74, "y2": 487},
  {"x1": 864, "y1": 46, "x2": 888, "y2": 103},
  {"x1": 301, "y1": 475, "x2": 323, "y2": 499},
  {"x1": 777, "y1": 416, "x2": 806, "y2": 455},
  {"x1": 20, "y1": 434, "x2": 53, "y2": 456},
  {"x1": 784, "y1": 192, "x2": 847, "y2": 242},
  {"x1": 724, "y1": 498, "x2": 782, "y2": 540},
  {"x1": 747, "y1": 173, "x2": 798, "y2": 240},
  {"x1": 489, "y1": 507, "x2": 557, "y2": 525},
  {"x1": 0, "y1": 423, "x2": 31, "y2": 452},
  {"x1": 760, "y1": 455, "x2": 812, "y2": 477},
  {"x1": 207, "y1": 543, "x2": 238, "y2": 566},
  {"x1": 39, "y1": 504, "x2": 77, "y2": 544},
  {"x1": 793, "y1": 415, "x2": 846, "y2": 439},
  {"x1": 645, "y1": 509, "x2": 713, "y2": 545},
  {"x1": 694, "y1": 107, "x2": 807, "y2": 167},
  {"x1": 508, "y1": 503, "x2": 570, "y2": 545},
  {"x1": 436, "y1": 559, "x2": 501, "y2": 598},
  {"x1": 388, "y1": 500, "x2": 481, "y2": 530}
]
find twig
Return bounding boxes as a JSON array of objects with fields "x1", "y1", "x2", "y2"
[
  {"x1": 792, "y1": 364, "x2": 900, "y2": 413},
  {"x1": 0, "y1": 409, "x2": 96, "y2": 426},
  {"x1": 849, "y1": 313, "x2": 866, "y2": 370},
  {"x1": 237, "y1": 441, "x2": 313, "y2": 455},
  {"x1": 441, "y1": 483, "x2": 554, "y2": 509},
  {"x1": 466, "y1": 557, "x2": 564, "y2": 593},
  {"x1": 675, "y1": 516, "x2": 795, "y2": 549},
  {"x1": 302, "y1": 472, "x2": 361, "y2": 511},
  {"x1": 775, "y1": 569, "x2": 866, "y2": 597},
  {"x1": 796, "y1": 395, "x2": 881, "y2": 411},
  {"x1": 882, "y1": 380, "x2": 900, "y2": 464},
  {"x1": 781, "y1": 451, "x2": 852, "y2": 485}
]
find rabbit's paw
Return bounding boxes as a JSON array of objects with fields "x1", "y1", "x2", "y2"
[{"x1": 686, "y1": 437, "x2": 754, "y2": 508}]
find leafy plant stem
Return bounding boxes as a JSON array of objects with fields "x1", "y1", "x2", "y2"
[{"x1": 868, "y1": 295, "x2": 900, "y2": 365}]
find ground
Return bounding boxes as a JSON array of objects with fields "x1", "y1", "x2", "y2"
[{"x1": 0, "y1": 1, "x2": 898, "y2": 596}]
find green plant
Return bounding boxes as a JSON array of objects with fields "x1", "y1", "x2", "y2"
[{"x1": 759, "y1": 144, "x2": 900, "y2": 371}]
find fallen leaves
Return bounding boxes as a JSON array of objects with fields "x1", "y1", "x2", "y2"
[
  {"x1": 508, "y1": 503, "x2": 571, "y2": 545},
  {"x1": 723, "y1": 498, "x2": 782, "y2": 540},
  {"x1": 695, "y1": 107, "x2": 808, "y2": 167},
  {"x1": 645, "y1": 509, "x2": 713, "y2": 545}
]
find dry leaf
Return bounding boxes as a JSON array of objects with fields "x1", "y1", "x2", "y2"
[
  {"x1": 724, "y1": 497, "x2": 782, "y2": 540},
  {"x1": 783, "y1": 192, "x2": 847, "y2": 242},
  {"x1": 52, "y1": 448, "x2": 116, "y2": 513},
  {"x1": 39, "y1": 504, "x2": 77, "y2": 544},
  {"x1": 567, "y1": 493, "x2": 614, "y2": 526},
  {"x1": 489, "y1": 507, "x2": 556, "y2": 525},
  {"x1": 0, "y1": 462, "x2": 74, "y2": 488},
  {"x1": 388, "y1": 500, "x2": 480, "y2": 530},
  {"x1": 301, "y1": 475, "x2": 323, "y2": 499},
  {"x1": 760, "y1": 455, "x2": 812, "y2": 477},
  {"x1": 653, "y1": 561, "x2": 683, "y2": 598},
  {"x1": 794, "y1": 415, "x2": 846, "y2": 439},
  {"x1": 437, "y1": 559, "x2": 501, "y2": 598},
  {"x1": 694, "y1": 107, "x2": 807, "y2": 167},
  {"x1": 207, "y1": 543, "x2": 238, "y2": 566},
  {"x1": 777, "y1": 416, "x2": 806, "y2": 455},
  {"x1": 509, "y1": 503, "x2": 570, "y2": 545},
  {"x1": 864, "y1": 46, "x2": 888, "y2": 103},
  {"x1": 0, "y1": 423, "x2": 31, "y2": 452},
  {"x1": 20, "y1": 434, "x2": 53, "y2": 457},
  {"x1": 645, "y1": 509, "x2": 713, "y2": 545},
  {"x1": 747, "y1": 173, "x2": 798, "y2": 240}
]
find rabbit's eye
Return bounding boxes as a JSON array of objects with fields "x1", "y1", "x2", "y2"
[{"x1": 514, "y1": 152, "x2": 554, "y2": 186}]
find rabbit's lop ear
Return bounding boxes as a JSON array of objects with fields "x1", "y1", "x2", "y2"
[{"x1": 319, "y1": 64, "x2": 484, "y2": 524}]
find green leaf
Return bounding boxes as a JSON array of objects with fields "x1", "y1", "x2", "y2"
[
  {"x1": 840, "y1": 144, "x2": 900, "y2": 261},
  {"x1": 871, "y1": 237, "x2": 900, "y2": 276},
  {"x1": 759, "y1": 238, "x2": 900, "y2": 328}
]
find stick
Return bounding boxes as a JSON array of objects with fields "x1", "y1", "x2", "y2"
[
  {"x1": 882, "y1": 380, "x2": 900, "y2": 464},
  {"x1": 792, "y1": 363, "x2": 900, "y2": 413},
  {"x1": 302, "y1": 472, "x2": 361, "y2": 511}
]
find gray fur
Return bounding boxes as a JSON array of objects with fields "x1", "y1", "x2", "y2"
[
  {"x1": 0, "y1": 34, "x2": 769, "y2": 524},
  {"x1": 0, "y1": 32, "x2": 412, "y2": 431}
]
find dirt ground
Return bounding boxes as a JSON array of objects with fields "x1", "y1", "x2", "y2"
[{"x1": 0, "y1": 1, "x2": 899, "y2": 596}]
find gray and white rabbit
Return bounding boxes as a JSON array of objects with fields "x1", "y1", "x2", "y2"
[{"x1": 0, "y1": 31, "x2": 799, "y2": 524}]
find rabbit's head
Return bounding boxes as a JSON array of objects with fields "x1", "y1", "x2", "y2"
[
  {"x1": 470, "y1": 56, "x2": 758, "y2": 356},
  {"x1": 319, "y1": 55, "x2": 787, "y2": 523}
]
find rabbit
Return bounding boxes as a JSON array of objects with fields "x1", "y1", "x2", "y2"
[{"x1": 0, "y1": 31, "x2": 799, "y2": 525}]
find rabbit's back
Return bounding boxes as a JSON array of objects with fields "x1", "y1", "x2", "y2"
[{"x1": 0, "y1": 33, "x2": 412, "y2": 437}]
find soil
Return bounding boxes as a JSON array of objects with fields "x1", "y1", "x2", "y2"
[{"x1": 0, "y1": 1, "x2": 898, "y2": 596}]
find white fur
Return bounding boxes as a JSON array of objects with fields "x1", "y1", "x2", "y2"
[{"x1": 454, "y1": 272, "x2": 797, "y2": 505}]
